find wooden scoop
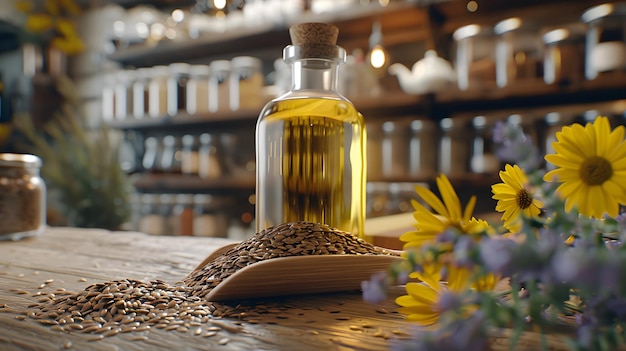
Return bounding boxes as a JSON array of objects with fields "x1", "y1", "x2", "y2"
[{"x1": 190, "y1": 243, "x2": 403, "y2": 302}]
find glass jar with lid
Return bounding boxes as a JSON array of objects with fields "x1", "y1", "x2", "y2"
[
  {"x1": 453, "y1": 24, "x2": 496, "y2": 91},
  {"x1": 542, "y1": 23, "x2": 587, "y2": 85},
  {"x1": 181, "y1": 134, "x2": 199, "y2": 175},
  {"x1": 581, "y1": 2, "x2": 626, "y2": 79},
  {"x1": 160, "y1": 135, "x2": 180, "y2": 173},
  {"x1": 114, "y1": 70, "x2": 134, "y2": 120},
  {"x1": 469, "y1": 115, "x2": 500, "y2": 175},
  {"x1": 381, "y1": 120, "x2": 409, "y2": 180},
  {"x1": 132, "y1": 67, "x2": 151, "y2": 119},
  {"x1": 186, "y1": 65, "x2": 210, "y2": 115},
  {"x1": 438, "y1": 116, "x2": 470, "y2": 177},
  {"x1": 208, "y1": 60, "x2": 231, "y2": 113},
  {"x1": 138, "y1": 193, "x2": 165, "y2": 235},
  {"x1": 0, "y1": 153, "x2": 46, "y2": 240},
  {"x1": 494, "y1": 17, "x2": 543, "y2": 88},
  {"x1": 148, "y1": 65, "x2": 169, "y2": 118},
  {"x1": 408, "y1": 118, "x2": 437, "y2": 179},
  {"x1": 167, "y1": 63, "x2": 190, "y2": 116},
  {"x1": 229, "y1": 56, "x2": 263, "y2": 111},
  {"x1": 101, "y1": 74, "x2": 116, "y2": 122},
  {"x1": 193, "y1": 194, "x2": 232, "y2": 237},
  {"x1": 172, "y1": 193, "x2": 195, "y2": 236},
  {"x1": 198, "y1": 133, "x2": 222, "y2": 179}
]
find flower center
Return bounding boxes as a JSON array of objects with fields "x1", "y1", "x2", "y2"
[
  {"x1": 579, "y1": 156, "x2": 613, "y2": 186},
  {"x1": 516, "y1": 188, "x2": 533, "y2": 210}
]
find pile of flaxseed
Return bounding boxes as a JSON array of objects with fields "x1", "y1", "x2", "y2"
[
  {"x1": 8, "y1": 221, "x2": 391, "y2": 341},
  {"x1": 184, "y1": 221, "x2": 390, "y2": 299}
]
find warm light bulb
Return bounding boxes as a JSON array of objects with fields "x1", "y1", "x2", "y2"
[
  {"x1": 466, "y1": 0, "x2": 478, "y2": 12},
  {"x1": 370, "y1": 45, "x2": 387, "y2": 69},
  {"x1": 214, "y1": 0, "x2": 227, "y2": 10},
  {"x1": 171, "y1": 9, "x2": 185, "y2": 23}
]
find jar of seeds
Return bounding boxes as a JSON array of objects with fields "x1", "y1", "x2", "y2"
[{"x1": 0, "y1": 153, "x2": 46, "y2": 240}]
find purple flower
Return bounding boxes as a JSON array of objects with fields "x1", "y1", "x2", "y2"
[{"x1": 361, "y1": 271, "x2": 389, "y2": 304}]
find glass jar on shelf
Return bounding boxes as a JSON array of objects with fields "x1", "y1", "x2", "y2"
[
  {"x1": 469, "y1": 114, "x2": 501, "y2": 175},
  {"x1": 209, "y1": 60, "x2": 231, "y2": 113},
  {"x1": 167, "y1": 63, "x2": 190, "y2": 116},
  {"x1": 389, "y1": 182, "x2": 424, "y2": 215},
  {"x1": 453, "y1": 23, "x2": 496, "y2": 91},
  {"x1": 138, "y1": 193, "x2": 165, "y2": 235},
  {"x1": 408, "y1": 118, "x2": 437, "y2": 179},
  {"x1": 494, "y1": 17, "x2": 543, "y2": 88},
  {"x1": 171, "y1": 194, "x2": 195, "y2": 236},
  {"x1": 181, "y1": 134, "x2": 199, "y2": 175},
  {"x1": 581, "y1": 2, "x2": 626, "y2": 79},
  {"x1": 198, "y1": 133, "x2": 222, "y2": 179},
  {"x1": 229, "y1": 56, "x2": 264, "y2": 111},
  {"x1": 381, "y1": 120, "x2": 409, "y2": 180},
  {"x1": 101, "y1": 74, "x2": 116, "y2": 122},
  {"x1": 542, "y1": 23, "x2": 587, "y2": 85},
  {"x1": 114, "y1": 70, "x2": 134, "y2": 120},
  {"x1": 148, "y1": 65, "x2": 169, "y2": 118},
  {"x1": 0, "y1": 153, "x2": 46, "y2": 241},
  {"x1": 142, "y1": 136, "x2": 162, "y2": 172},
  {"x1": 160, "y1": 135, "x2": 180, "y2": 173},
  {"x1": 193, "y1": 194, "x2": 232, "y2": 237},
  {"x1": 186, "y1": 64, "x2": 210, "y2": 115},
  {"x1": 366, "y1": 182, "x2": 391, "y2": 218},
  {"x1": 132, "y1": 67, "x2": 151, "y2": 119},
  {"x1": 438, "y1": 116, "x2": 470, "y2": 177}
]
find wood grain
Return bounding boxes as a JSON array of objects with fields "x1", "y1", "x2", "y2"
[{"x1": 0, "y1": 226, "x2": 583, "y2": 351}]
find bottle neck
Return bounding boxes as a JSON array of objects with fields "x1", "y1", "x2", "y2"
[{"x1": 290, "y1": 59, "x2": 340, "y2": 92}]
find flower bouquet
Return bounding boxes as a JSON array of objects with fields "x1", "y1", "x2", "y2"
[{"x1": 363, "y1": 116, "x2": 626, "y2": 351}]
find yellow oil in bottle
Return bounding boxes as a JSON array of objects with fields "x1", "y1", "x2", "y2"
[{"x1": 256, "y1": 97, "x2": 367, "y2": 237}]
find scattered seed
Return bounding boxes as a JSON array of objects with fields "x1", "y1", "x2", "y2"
[
  {"x1": 349, "y1": 325, "x2": 362, "y2": 331},
  {"x1": 307, "y1": 330, "x2": 319, "y2": 335},
  {"x1": 63, "y1": 341, "x2": 72, "y2": 349},
  {"x1": 88, "y1": 335, "x2": 104, "y2": 342},
  {"x1": 78, "y1": 278, "x2": 87, "y2": 282},
  {"x1": 218, "y1": 337, "x2": 230, "y2": 345}
]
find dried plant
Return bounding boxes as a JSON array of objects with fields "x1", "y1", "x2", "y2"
[{"x1": 14, "y1": 74, "x2": 130, "y2": 230}]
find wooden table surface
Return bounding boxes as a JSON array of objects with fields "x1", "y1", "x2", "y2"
[{"x1": 0, "y1": 227, "x2": 568, "y2": 351}]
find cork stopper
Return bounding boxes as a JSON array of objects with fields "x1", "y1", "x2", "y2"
[{"x1": 287, "y1": 23, "x2": 341, "y2": 59}]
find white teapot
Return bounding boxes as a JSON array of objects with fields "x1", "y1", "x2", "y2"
[{"x1": 388, "y1": 50, "x2": 456, "y2": 95}]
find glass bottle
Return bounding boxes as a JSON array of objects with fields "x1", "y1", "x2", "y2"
[{"x1": 255, "y1": 23, "x2": 367, "y2": 239}]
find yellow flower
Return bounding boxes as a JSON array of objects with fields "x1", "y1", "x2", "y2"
[
  {"x1": 25, "y1": 14, "x2": 54, "y2": 33},
  {"x1": 544, "y1": 116, "x2": 626, "y2": 218},
  {"x1": 400, "y1": 174, "x2": 490, "y2": 250},
  {"x1": 491, "y1": 164, "x2": 544, "y2": 232},
  {"x1": 395, "y1": 266, "x2": 473, "y2": 326}
]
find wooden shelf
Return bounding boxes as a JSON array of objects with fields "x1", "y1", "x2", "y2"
[
  {"x1": 108, "y1": 73, "x2": 626, "y2": 131},
  {"x1": 134, "y1": 173, "x2": 256, "y2": 193},
  {"x1": 107, "y1": 109, "x2": 260, "y2": 130},
  {"x1": 108, "y1": 2, "x2": 428, "y2": 67}
]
